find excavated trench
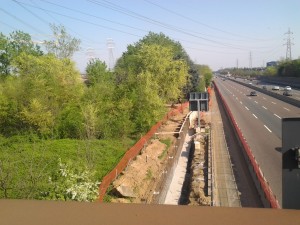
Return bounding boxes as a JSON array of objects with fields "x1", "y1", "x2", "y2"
[{"x1": 179, "y1": 120, "x2": 211, "y2": 206}]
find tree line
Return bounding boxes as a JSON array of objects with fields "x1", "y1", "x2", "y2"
[
  {"x1": 220, "y1": 59, "x2": 300, "y2": 78},
  {"x1": 0, "y1": 26, "x2": 213, "y2": 200},
  {"x1": 0, "y1": 29, "x2": 212, "y2": 139}
]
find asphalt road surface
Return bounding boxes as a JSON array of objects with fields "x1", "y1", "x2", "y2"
[{"x1": 214, "y1": 77, "x2": 300, "y2": 207}]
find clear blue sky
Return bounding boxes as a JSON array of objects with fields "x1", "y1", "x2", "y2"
[{"x1": 1, "y1": 0, "x2": 299, "y2": 72}]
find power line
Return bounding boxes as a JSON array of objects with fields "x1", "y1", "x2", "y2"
[
  {"x1": 39, "y1": 0, "x2": 148, "y2": 33},
  {"x1": 86, "y1": 0, "x2": 259, "y2": 50},
  {"x1": 143, "y1": 0, "x2": 276, "y2": 42},
  {"x1": 29, "y1": 0, "x2": 99, "y2": 44},
  {"x1": 0, "y1": 21, "x2": 19, "y2": 31},
  {"x1": 12, "y1": 2, "x2": 143, "y2": 38},
  {"x1": 12, "y1": 0, "x2": 49, "y2": 26},
  {"x1": 0, "y1": 7, "x2": 46, "y2": 35}
]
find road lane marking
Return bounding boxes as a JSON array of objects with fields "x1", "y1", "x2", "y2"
[
  {"x1": 283, "y1": 107, "x2": 290, "y2": 111},
  {"x1": 240, "y1": 101, "x2": 243, "y2": 104},
  {"x1": 245, "y1": 106, "x2": 249, "y2": 110},
  {"x1": 264, "y1": 125, "x2": 272, "y2": 133},
  {"x1": 252, "y1": 114, "x2": 257, "y2": 119},
  {"x1": 254, "y1": 101, "x2": 258, "y2": 104},
  {"x1": 274, "y1": 114, "x2": 281, "y2": 119},
  {"x1": 262, "y1": 106, "x2": 267, "y2": 110},
  {"x1": 271, "y1": 102, "x2": 276, "y2": 104}
]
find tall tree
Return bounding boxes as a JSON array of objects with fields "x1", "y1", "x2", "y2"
[
  {"x1": 84, "y1": 58, "x2": 134, "y2": 138},
  {"x1": 195, "y1": 64, "x2": 213, "y2": 91},
  {"x1": 85, "y1": 59, "x2": 111, "y2": 85},
  {"x1": 44, "y1": 24, "x2": 81, "y2": 59},
  {"x1": 8, "y1": 52, "x2": 84, "y2": 137},
  {"x1": 0, "y1": 31, "x2": 42, "y2": 78}
]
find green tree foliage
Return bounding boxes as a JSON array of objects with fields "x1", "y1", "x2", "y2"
[
  {"x1": 86, "y1": 58, "x2": 111, "y2": 85},
  {"x1": 278, "y1": 59, "x2": 300, "y2": 77},
  {"x1": 194, "y1": 64, "x2": 213, "y2": 91},
  {"x1": 126, "y1": 70, "x2": 165, "y2": 133},
  {"x1": 0, "y1": 53, "x2": 84, "y2": 137},
  {"x1": 263, "y1": 66, "x2": 277, "y2": 76},
  {"x1": 115, "y1": 32, "x2": 200, "y2": 97},
  {"x1": 0, "y1": 31, "x2": 42, "y2": 78},
  {"x1": 44, "y1": 24, "x2": 81, "y2": 59},
  {"x1": 114, "y1": 32, "x2": 193, "y2": 134},
  {"x1": 84, "y1": 59, "x2": 134, "y2": 138},
  {"x1": 134, "y1": 44, "x2": 187, "y2": 102},
  {"x1": 0, "y1": 31, "x2": 205, "y2": 200}
]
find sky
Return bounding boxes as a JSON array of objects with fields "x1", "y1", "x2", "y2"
[{"x1": 1, "y1": 0, "x2": 299, "y2": 72}]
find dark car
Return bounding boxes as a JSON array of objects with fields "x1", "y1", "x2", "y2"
[
  {"x1": 262, "y1": 85, "x2": 267, "y2": 90},
  {"x1": 250, "y1": 91, "x2": 257, "y2": 96},
  {"x1": 283, "y1": 90, "x2": 292, "y2": 96}
]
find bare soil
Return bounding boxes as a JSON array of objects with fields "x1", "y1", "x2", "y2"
[{"x1": 110, "y1": 105, "x2": 189, "y2": 203}]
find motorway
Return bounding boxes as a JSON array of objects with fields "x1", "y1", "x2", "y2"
[
  {"x1": 236, "y1": 77, "x2": 300, "y2": 102},
  {"x1": 214, "y1": 77, "x2": 300, "y2": 207}
]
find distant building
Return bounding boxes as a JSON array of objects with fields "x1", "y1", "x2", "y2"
[{"x1": 266, "y1": 61, "x2": 277, "y2": 67}]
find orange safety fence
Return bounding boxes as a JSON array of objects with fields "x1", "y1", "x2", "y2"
[
  {"x1": 213, "y1": 81, "x2": 280, "y2": 208},
  {"x1": 98, "y1": 102, "x2": 189, "y2": 202}
]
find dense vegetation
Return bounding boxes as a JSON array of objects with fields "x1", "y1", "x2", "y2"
[
  {"x1": 220, "y1": 59, "x2": 300, "y2": 78},
  {"x1": 0, "y1": 27, "x2": 211, "y2": 201},
  {"x1": 277, "y1": 59, "x2": 300, "y2": 77}
]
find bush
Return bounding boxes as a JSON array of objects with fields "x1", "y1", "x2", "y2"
[{"x1": 0, "y1": 137, "x2": 130, "y2": 199}]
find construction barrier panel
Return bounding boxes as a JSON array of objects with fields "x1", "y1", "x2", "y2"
[
  {"x1": 213, "y1": 81, "x2": 280, "y2": 208},
  {"x1": 98, "y1": 102, "x2": 189, "y2": 202}
]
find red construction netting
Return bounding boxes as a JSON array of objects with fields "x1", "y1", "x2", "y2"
[
  {"x1": 98, "y1": 102, "x2": 189, "y2": 202},
  {"x1": 213, "y1": 81, "x2": 280, "y2": 209}
]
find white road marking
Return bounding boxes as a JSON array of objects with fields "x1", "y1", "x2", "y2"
[
  {"x1": 262, "y1": 106, "x2": 267, "y2": 110},
  {"x1": 271, "y1": 102, "x2": 276, "y2": 104},
  {"x1": 264, "y1": 125, "x2": 272, "y2": 133},
  {"x1": 245, "y1": 106, "x2": 249, "y2": 110},
  {"x1": 240, "y1": 101, "x2": 243, "y2": 104},
  {"x1": 252, "y1": 114, "x2": 258, "y2": 119},
  {"x1": 254, "y1": 101, "x2": 258, "y2": 104},
  {"x1": 274, "y1": 114, "x2": 281, "y2": 119},
  {"x1": 283, "y1": 107, "x2": 290, "y2": 111}
]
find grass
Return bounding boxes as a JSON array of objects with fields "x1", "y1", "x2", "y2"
[
  {"x1": 0, "y1": 135, "x2": 132, "y2": 199},
  {"x1": 158, "y1": 138, "x2": 172, "y2": 160},
  {"x1": 145, "y1": 168, "x2": 153, "y2": 180}
]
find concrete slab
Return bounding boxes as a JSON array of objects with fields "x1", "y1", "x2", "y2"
[{"x1": 164, "y1": 132, "x2": 193, "y2": 205}]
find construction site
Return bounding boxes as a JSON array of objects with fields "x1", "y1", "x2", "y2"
[{"x1": 102, "y1": 88, "x2": 261, "y2": 207}]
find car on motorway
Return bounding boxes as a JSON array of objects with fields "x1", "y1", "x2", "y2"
[
  {"x1": 284, "y1": 86, "x2": 292, "y2": 91},
  {"x1": 250, "y1": 91, "x2": 257, "y2": 96},
  {"x1": 272, "y1": 86, "x2": 280, "y2": 90},
  {"x1": 283, "y1": 90, "x2": 292, "y2": 96},
  {"x1": 262, "y1": 85, "x2": 267, "y2": 90}
]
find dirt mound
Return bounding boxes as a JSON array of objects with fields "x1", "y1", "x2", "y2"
[
  {"x1": 110, "y1": 106, "x2": 189, "y2": 203},
  {"x1": 112, "y1": 139, "x2": 166, "y2": 202}
]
